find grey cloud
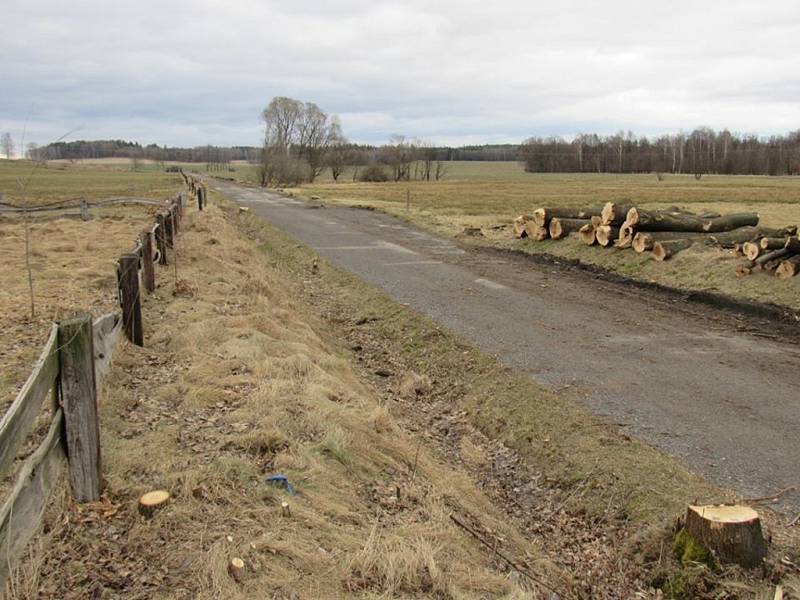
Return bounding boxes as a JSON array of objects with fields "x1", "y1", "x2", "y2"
[{"x1": 2, "y1": 0, "x2": 799, "y2": 149}]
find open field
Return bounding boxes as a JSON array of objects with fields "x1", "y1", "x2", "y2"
[
  {"x1": 0, "y1": 160, "x2": 180, "y2": 205},
  {"x1": 282, "y1": 163, "x2": 800, "y2": 309}
]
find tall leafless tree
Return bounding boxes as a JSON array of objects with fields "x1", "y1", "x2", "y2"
[{"x1": 1, "y1": 133, "x2": 14, "y2": 159}]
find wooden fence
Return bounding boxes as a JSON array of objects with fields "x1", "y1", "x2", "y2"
[
  {"x1": 0, "y1": 174, "x2": 205, "y2": 587},
  {"x1": 117, "y1": 173, "x2": 206, "y2": 346}
]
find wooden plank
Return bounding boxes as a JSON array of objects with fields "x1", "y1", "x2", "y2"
[
  {"x1": 118, "y1": 254, "x2": 144, "y2": 346},
  {"x1": 0, "y1": 325, "x2": 59, "y2": 479},
  {"x1": 140, "y1": 230, "x2": 155, "y2": 293},
  {"x1": 0, "y1": 409, "x2": 66, "y2": 587},
  {"x1": 58, "y1": 315, "x2": 101, "y2": 502},
  {"x1": 92, "y1": 312, "x2": 122, "y2": 383}
]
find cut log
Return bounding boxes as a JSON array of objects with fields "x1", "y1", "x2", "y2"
[
  {"x1": 685, "y1": 504, "x2": 766, "y2": 568},
  {"x1": 228, "y1": 557, "x2": 245, "y2": 582},
  {"x1": 579, "y1": 223, "x2": 597, "y2": 246},
  {"x1": 627, "y1": 208, "x2": 759, "y2": 233},
  {"x1": 652, "y1": 239, "x2": 694, "y2": 261},
  {"x1": 138, "y1": 490, "x2": 170, "y2": 517},
  {"x1": 736, "y1": 262, "x2": 754, "y2": 277},
  {"x1": 616, "y1": 224, "x2": 635, "y2": 248},
  {"x1": 632, "y1": 232, "x2": 655, "y2": 253},
  {"x1": 632, "y1": 231, "x2": 701, "y2": 254},
  {"x1": 601, "y1": 202, "x2": 633, "y2": 226},
  {"x1": 524, "y1": 221, "x2": 549, "y2": 241},
  {"x1": 512, "y1": 215, "x2": 531, "y2": 238},
  {"x1": 756, "y1": 247, "x2": 792, "y2": 270},
  {"x1": 591, "y1": 215, "x2": 602, "y2": 227},
  {"x1": 532, "y1": 206, "x2": 603, "y2": 227},
  {"x1": 702, "y1": 213, "x2": 760, "y2": 232},
  {"x1": 549, "y1": 217, "x2": 591, "y2": 240},
  {"x1": 776, "y1": 255, "x2": 800, "y2": 279},
  {"x1": 596, "y1": 225, "x2": 620, "y2": 247},
  {"x1": 760, "y1": 237, "x2": 789, "y2": 250},
  {"x1": 742, "y1": 242, "x2": 761, "y2": 261},
  {"x1": 785, "y1": 237, "x2": 800, "y2": 253},
  {"x1": 709, "y1": 226, "x2": 795, "y2": 248}
]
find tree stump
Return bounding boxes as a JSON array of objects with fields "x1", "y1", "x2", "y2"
[
  {"x1": 228, "y1": 557, "x2": 245, "y2": 582},
  {"x1": 685, "y1": 504, "x2": 766, "y2": 568},
  {"x1": 138, "y1": 490, "x2": 170, "y2": 517}
]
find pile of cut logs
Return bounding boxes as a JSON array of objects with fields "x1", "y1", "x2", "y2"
[{"x1": 512, "y1": 203, "x2": 800, "y2": 279}]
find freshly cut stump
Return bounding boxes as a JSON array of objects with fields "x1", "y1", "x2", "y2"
[
  {"x1": 228, "y1": 557, "x2": 245, "y2": 582},
  {"x1": 138, "y1": 490, "x2": 170, "y2": 517},
  {"x1": 685, "y1": 504, "x2": 767, "y2": 568}
]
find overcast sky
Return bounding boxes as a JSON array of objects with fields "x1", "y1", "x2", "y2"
[{"x1": 2, "y1": 0, "x2": 799, "y2": 150}]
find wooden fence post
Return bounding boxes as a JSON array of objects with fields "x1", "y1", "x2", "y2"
[
  {"x1": 118, "y1": 254, "x2": 144, "y2": 346},
  {"x1": 173, "y1": 204, "x2": 179, "y2": 235},
  {"x1": 57, "y1": 315, "x2": 101, "y2": 502},
  {"x1": 197, "y1": 186, "x2": 203, "y2": 211},
  {"x1": 155, "y1": 215, "x2": 167, "y2": 265},
  {"x1": 164, "y1": 211, "x2": 174, "y2": 248},
  {"x1": 140, "y1": 231, "x2": 155, "y2": 293}
]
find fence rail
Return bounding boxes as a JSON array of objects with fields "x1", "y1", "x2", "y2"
[{"x1": 0, "y1": 173, "x2": 205, "y2": 587}]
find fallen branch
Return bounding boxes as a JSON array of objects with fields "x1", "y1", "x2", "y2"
[
  {"x1": 449, "y1": 513, "x2": 565, "y2": 597},
  {"x1": 743, "y1": 486, "x2": 796, "y2": 504}
]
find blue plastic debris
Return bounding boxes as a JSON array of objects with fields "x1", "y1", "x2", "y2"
[{"x1": 265, "y1": 474, "x2": 296, "y2": 495}]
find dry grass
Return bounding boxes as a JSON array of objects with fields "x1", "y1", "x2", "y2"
[
  {"x1": 6, "y1": 200, "x2": 558, "y2": 599},
  {"x1": 0, "y1": 213, "x2": 160, "y2": 413},
  {"x1": 285, "y1": 168, "x2": 800, "y2": 309}
]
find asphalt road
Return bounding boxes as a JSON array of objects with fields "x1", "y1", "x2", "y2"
[{"x1": 213, "y1": 180, "x2": 800, "y2": 513}]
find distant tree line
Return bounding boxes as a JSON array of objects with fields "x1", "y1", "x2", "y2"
[
  {"x1": 28, "y1": 126, "x2": 800, "y2": 178},
  {"x1": 29, "y1": 140, "x2": 261, "y2": 165},
  {"x1": 519, "y1": 128, "x2": 800, "y2": 176}
]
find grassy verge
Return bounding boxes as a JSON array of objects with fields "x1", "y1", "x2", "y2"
[{"x1": 278, "y1": 166, "x2": 800, "y2": 310}]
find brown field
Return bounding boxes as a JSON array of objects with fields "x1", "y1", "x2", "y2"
[{"x1": 0, "y1": 161, "x2": 183, "y2": 417}]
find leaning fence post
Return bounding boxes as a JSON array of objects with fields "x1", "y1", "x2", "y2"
[
  {"x1": 57, "y1": 314, "x2": 101, "y2": 502},
  {"x1": 155, "y1": 215, "x2": 167, "y2": 265},
  {"x1": 118, "y1": 254, "x2": 144, "y2": 346},
  {"x1": 140, "y1": 230, "x2": 155, "y2": 293}
]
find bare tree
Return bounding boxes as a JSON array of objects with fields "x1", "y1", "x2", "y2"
[
  {"x1": 260, "y1": 96, "x2": 344, "y2": 185},
  {"x1": 25, "y1": 142, "x2": 39, "y2": 160},
  {"x1": 326, "y1": 117, "x2": 347, "y2": 182},
  {"x1": 382, "y1": 135, "x2": 417, "y2": 181},
  {"x1": 1, "y1": 133, "x2": 14, "y2": 159}
]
